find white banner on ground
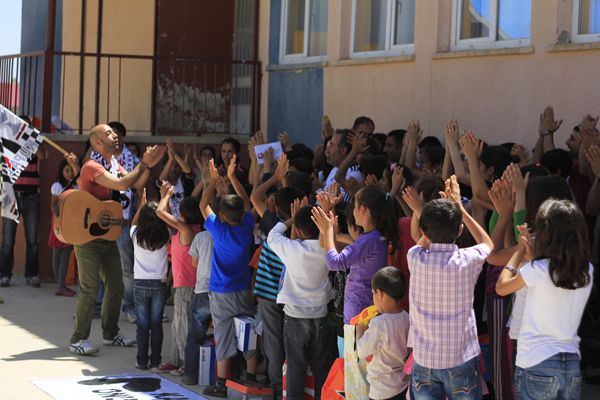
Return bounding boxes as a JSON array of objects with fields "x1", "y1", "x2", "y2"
[
  {"x1": 31, "y1": 374, "x2": 207, "y2": 400},
  {"x1": 0, "y1": 105, "x2": 45, "y2": 221}
]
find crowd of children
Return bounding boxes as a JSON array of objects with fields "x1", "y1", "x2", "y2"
[{"x1": 48, "y1": 107, "x2": 600, "y2": 399}]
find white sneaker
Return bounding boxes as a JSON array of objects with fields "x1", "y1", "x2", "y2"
[
  {"x1": 69, "y1": 340, "x2": 99, "y2": 355},
  {"x1": 102, "y1": 333, "x2": 136, "y2": 347}
]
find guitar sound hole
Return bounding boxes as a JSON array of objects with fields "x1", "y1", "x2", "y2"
[{"x1": 98, "y1": 212, "x2": 112, "y2": 229}]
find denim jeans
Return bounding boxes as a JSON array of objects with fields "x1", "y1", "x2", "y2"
[
  {"x1": 514, "y1": 353, "x2": 581, "y2": 400},
  {"x1": 0, "y1": 191, "x2": 39, "y2": 278},
  {"x1": 134, "y1": 279, "x2": 166, "y2": 367},
  {"x1": 116, "y1": 226, "x2": 135, "y2": 314},
  {"x1": 412, "y1": 356, "x2": 482, "y2": 400},
  {"x1": 183, "y1": 292, "x2": 211, "y2": 380}
]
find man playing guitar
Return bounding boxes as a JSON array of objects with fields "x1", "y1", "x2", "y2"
[{"x1": 69, "y1": 123, "x2": 163, "y2": 355}]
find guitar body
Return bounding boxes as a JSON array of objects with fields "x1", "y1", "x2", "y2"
[{"x1": 54, "y1": 189, "x2": 123, "y2": 245}]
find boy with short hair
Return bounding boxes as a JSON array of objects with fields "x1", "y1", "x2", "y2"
[
  {"x1": 405, "y1": 176, "x2": 493, "y2": 400},
  {"x1": 199, "y1": 156, "x2": 257, "y2": 398},
  {"x1": 249, "y1": 154, "x2": 304, "y2": 394},
  {"x1": 267, "y1": 204, "x2": 335, "y2": 400},
  {"x1": 356, "y1": 267, "x2": 410, "y2": 400}
]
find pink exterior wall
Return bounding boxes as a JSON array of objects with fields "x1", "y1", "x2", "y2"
[{"x1": 302, "y1": 0, "x2": 600, "y2": 150}]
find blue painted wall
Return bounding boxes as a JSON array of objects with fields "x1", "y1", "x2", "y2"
[
  {"x1": 267, "y1": 0, "x2": 324, "y2": 149},
  {"x1": 20, "y1": 0, "x2": 63, "y2": 124}
]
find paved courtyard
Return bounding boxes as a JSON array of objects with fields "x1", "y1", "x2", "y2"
[{"x1": 1, "y1": 276, "x2": 599, "y2": 399}]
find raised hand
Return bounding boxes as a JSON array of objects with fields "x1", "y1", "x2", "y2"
[
  {"x1": 208, "y1": 159, "x2": 219, "y2": 182},
  {"x1": 184, "y1": 144, "x2": 192, "y2": 161},
  {"x1": 275, "y1": 153, "x2": 289, "y2": 181},
  {"x1": 278, "y1": 131, "x2": 291, "y2": 150},
  {"x1": 140, "y1": 187, "x2": 147, "y2": 205},
  {"x1": 459, "y1": 130, "x2": 479, "y2": 160},
  {"x1": 445, "y1": 119, "x2": 459, "y2": 143},
  {"x1": 263, "y1": 147, "x2": 275, "y2": 172},
  {"x1": 538, "y1": 106, "x2": 563, "y2": 135},
  {"x1": 215, "y1": 176, "x2": 227, "y2": 196},
  {"x1": 511, "y1": 144, "x2": 529, "y2": 166},
  {"x1": 517, "y1": 223, "x2": 534, "y2": 260},
  {"x1": 390, "y1": 167, "x2": 405, "y2": 195},
  {"x1": 580, "y1": 114, "x2": 599, "y2": 132},
  {"x1": 321, "y1": 115, "x2": 334, "y2": 139},
  {"x1": 364, "y1": 174, "x2": 379, "y2": 187},
  {"x1": 160, "y1": 180, "x2": 172, "y2": 198},
  {"x1": 166, "y1": 139, "x2": 175, "y2": 158},
  {"x1": 227, "y1": 154, "x2": 238, "y2": 179},
  {"x1": 441, "y1": 175, "x2": 461, "y2": 204},
  {"x1": 317, "y1": 191, "x2": 341, "y2": 214},
  {"x1": 310, "y1": 206, "x2": 334, "y2": 234},
  {"x1": 504, "y1": 163, "x2": 529, "y2": 194},
  {"x1": 586, "y1": 145, "x2": 600, "y2": 177},
  {"x1": 580, "y1": 125, "x2": 600, "y2": 149},
  {"x1": 142, "y1": 145, "x2": 164, "y2": 168},
  {"x1": 290, "y1": 196, "x2": 309, "y2": 220},
  {"x1": 402, "y1": 186, "x2": 424, "y2": 214},
  {"x1": 407, "y1": 121, "x2": 423, "y2": 144},
  {"x1": 345, "y1": 177, "x2": 363, "y2": 198},
  {"x1": 489, "y1": 178, "x2": 515, "y2": 217}
]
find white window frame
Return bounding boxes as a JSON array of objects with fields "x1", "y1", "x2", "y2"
[
  {"x1": 572, "y1": 0, "x2": 600, "y2": 43},
  {"x1": 350, "y1": 0, "x2": 415, "y2": 59},
  {"x1": 451, "y1": 0, "x2": 531, "y2": 50},
  {"x1": 279, "y1": 0, "x2": 327, "y2": 64}
]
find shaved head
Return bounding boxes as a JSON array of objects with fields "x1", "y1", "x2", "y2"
[{"x1": 89, "y1": 124, "x2": 118, "y2": 155}]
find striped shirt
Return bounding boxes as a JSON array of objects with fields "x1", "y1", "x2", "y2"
[
  {"x1": 254, "y1": 211, "x2": 286, "y2": 301},
  {"x1": 14, "y1": 156, "x2": 40, "y2": 192},
  {"x1": 407, "y1": 243, "x2": 491, "y2": 369},
  {"x1": 323, "y1": 164, "x2": 363, "y2": 204}
]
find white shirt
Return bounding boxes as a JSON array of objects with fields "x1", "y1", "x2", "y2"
[
  {"x1": 188, "y1": 230, "x2": 213, "y2": 294},
  {"x1": 357, "y1": 312, "x2": 410, "y2": 399},
  {"x1": 508, "y1": 288, "x2": 527, "y2": 340},
  {"x1": 51, "y1": 181, "x2": 78, "y2": 196},
  {"x1": 130, "y1": 226, "x2": 168, "y2": 281},
  {"x1": 516, "y1": 259, "x2": 593, "y2": 369},
  {"x1": 267, "y1": 222, "x2": 333, "y2": 317}
]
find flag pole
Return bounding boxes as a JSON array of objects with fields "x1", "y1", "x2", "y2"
[{"x1": 43, "y1": 137, "x2": 68, "y2": 156}]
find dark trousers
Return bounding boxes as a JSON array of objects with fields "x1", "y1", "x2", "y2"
[
  {"x1": 283, "y1": 314, "x2": 335, "y2": 400},
  {"x1": 258, "y1": 297, "x2": 285, "y2": 388},
  {"x1": 184, "y1": 292, "x2": 211, "y2": 380},
  {"x1": 0, "y1": 191, "x2": 39, "y2": 278},
  {"x1": 134, "y1": 279, "x2": 166, "y2": 367}
]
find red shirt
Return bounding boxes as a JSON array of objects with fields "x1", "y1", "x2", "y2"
[
  {"x1": 391, "y1": 217, "x2": 415, "y2": 311},
  {"x1": 79, "y1": 159, "x2": 124, "y2": 200}
]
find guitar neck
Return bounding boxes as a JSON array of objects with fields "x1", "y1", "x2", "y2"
[{"x1": 107, "y1": 218, "x2": 130, "y2": 227}]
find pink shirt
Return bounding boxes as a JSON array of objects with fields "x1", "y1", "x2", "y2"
[
  {"x1": 171, "y1": 227, "x2": 200, "y2": 288},
  {"x1": 407, "y1": 243, "x2": 491, "y2": 369}
]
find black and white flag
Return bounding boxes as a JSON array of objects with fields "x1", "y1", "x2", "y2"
[{"x1": 0, "y1": 105, "x2": 45, "y2": 221}]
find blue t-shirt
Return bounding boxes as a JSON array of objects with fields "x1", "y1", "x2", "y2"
[{"x1": 205, "y1": 212, "x2": 254, "y2": 293}]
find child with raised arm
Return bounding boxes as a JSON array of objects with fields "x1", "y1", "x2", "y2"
[
  {"x1": 356, "y1": 267, "x2": 410, "y2": 400},
  {"x1": 496, "y1": 200, "x2": 593, "y2": 400},
  {"x1": 199, "y1": 155, "x2": 257, "y2": 398},
  {"x1": 153, "y1": 184, "x2": 203, "y2": 375},
  {"x1": 130, "y1": 189, "x2": 170, "y2": 370},
  {"x1": 406, "y1": 175, "x2": 493, "y2": 400},
  {"x1": 268, "y1": 200, "x2": 335, "y2": 399}
]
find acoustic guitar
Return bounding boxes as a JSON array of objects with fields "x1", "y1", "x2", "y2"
[{"x1": 53, "y1": 189, "x2": 127, "y2": 245}]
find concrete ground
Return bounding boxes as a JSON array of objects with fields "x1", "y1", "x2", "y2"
[
  {"x1": 0, "y1": 277, "x2": 213, "y2": 399},
  {"x1": 1, "y1": 276, "x2": 599, "y2": 399}
]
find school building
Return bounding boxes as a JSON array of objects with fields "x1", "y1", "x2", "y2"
[{"x1": 1, "y1": 0, "x2": 600, "y2": 278}]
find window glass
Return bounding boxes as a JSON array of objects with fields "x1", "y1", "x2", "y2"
[
  {"x1": 393, "y1": 0, "x2": 415, "y2": 45},
  {"x1": 497, "y1": 0, "x2": 531, "y2": 40},
  {"x1": 308, "y1": 0, "x2": 328, "y2": 56},
  {"x1": 285, "y1": 0, "x2": 306, "y2": 55},
  {"x1": 459, "y1": 0, "x2": 491, "y2": 40},
  {"x1": 579, "y1": 0, "x2": 600, "y2": 34},
  {"x1": 354, "y1": 0, "x2": 388, "y2": 52}
]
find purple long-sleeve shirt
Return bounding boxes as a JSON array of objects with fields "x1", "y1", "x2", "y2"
[{"x1": 325, "y1": 230, "x2": 388, "y2": 322}]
